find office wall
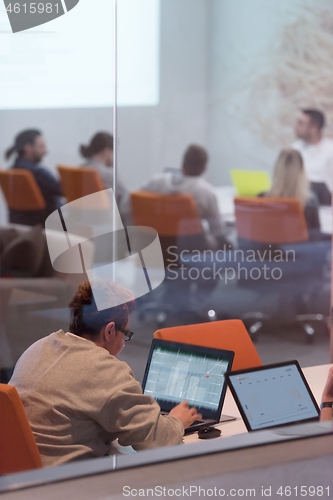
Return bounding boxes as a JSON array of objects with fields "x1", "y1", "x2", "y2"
[
  {"x1": 206, "y1": 0, "x2": 333, "y2": 185},
  {"x1": 117, "y1": 0, "x2": 208, "y2": 185},
  {"x1": 2, "y1": 0, "x2": 333, "y2": 219},
  {"x1": 0, "y1": 0, "x2": 208, "y2": 183},
  {"x1": 0, "y1": 0, "x2": 208, "y2": 223},
  {"x1": 205, "y1": 0, "x2": 279, "y2": 186},
  {"x1": 206, "y1": 0, "x2": 289, "y2": 185}
]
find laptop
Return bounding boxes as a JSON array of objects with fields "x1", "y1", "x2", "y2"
[
  {"x1": 230, "y1": 169, "x2": 271, "y2": 197},
  {"x1": 225, "y1": 361, "x2": 320, "y2": 432},
  {"x1": 142, "y1": 339, "x2": 235, "y2": 433}
]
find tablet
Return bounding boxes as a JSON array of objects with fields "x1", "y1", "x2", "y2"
[{"x1": 225, "y1": 361, "x2": 320, "y2": 431}]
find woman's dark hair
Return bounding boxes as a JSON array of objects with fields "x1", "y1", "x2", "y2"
[
  {"x1": 80, "y1": 132, "x2": 113, "y2": 159},
  {"x1": 69, "y1": 279, "x2": 135, "y2": 337},
  {"x1": 5, "y1": 129, "x2": 41, "y2": 160},
  {"x1": 182, "y1": 144, "x2": 208, "y2": 176}
]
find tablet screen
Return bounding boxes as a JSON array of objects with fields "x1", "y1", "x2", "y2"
[{"x1": 227, "y1": 363, "x2": 319, "y2": 431}]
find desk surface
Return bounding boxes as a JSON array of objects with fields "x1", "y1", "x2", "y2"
[
  {"x1": 115, "y1": 363, "x2": 332, "y2": 454},
  {"x1": 183, "y1": 363, "x2": 333, "y2": 444},
  {"x1": 1, "y1": 364, "x2": 332, "y2": 496}
]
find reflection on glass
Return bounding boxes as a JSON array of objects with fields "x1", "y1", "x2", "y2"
[{"x1": 0, "y1": 1, "x2": 332, "y2": 477}]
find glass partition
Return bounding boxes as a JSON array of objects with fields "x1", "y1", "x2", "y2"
[
  {"x1": 116, "y1": 0, "x2": 332, "y2": 381},
  {"x1": 0, "y1": 0, "x2": 116, "y2": 382},
  {"x1": 0, "y1": 0, "x2": 332, "y2": 482}
]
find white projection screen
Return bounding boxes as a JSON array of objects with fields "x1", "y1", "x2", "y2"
[{"x1": 0, "y1": 0, "x2": 160, "y2": 109}]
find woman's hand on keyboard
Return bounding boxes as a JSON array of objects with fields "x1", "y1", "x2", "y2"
[{"x1": 169, "y1": 401, "x2": 202, "y2": 429}]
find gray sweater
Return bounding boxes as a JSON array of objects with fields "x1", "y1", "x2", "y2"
[
  {"x1": 9, "y1": 331, "x2": 184, "y2": 467},
  {"x1": 140, "y1": 172, "x2": 225, "y2": 237}
]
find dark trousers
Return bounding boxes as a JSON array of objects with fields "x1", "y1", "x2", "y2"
[{"x1": 311, "y1": 182, "x2": 331, "y2": 206}]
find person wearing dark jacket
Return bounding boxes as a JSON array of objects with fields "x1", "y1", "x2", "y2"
[{"x1": 5, "y1": 129, "x2": 63, "y2": 226}]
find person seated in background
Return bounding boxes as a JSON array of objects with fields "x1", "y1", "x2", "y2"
[
  {"x1": 320, "y1": 366, "x2": 333, "y2": 422},
  {"x1": 292, "y1": 109, "x2": 333, "y2": 206},
  {"x1": 5, "y1": 129, "x2": 63, "y2": 225},
  {"x1": 80, "y1": 132, "x2": 127, "y2": 205},
  {"x1": 137, "y1": 144, "x2": 228, "y2": 248},
  {"x1": 259, "y1": 149, "x2": 321, "y2": 240},
  {"x1": 9, "y1": 279, "x2": 201, "y2": 467}
]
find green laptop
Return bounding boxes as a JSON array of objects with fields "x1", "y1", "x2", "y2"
[{"x1": 231, "y1": 170, "x2": 271, "y2": 197}]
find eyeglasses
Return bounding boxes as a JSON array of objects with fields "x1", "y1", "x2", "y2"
[{"x1": 121, "y1": 328, "x2": 134, "y2": 342}]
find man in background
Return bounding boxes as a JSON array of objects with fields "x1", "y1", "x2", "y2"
[
  {"x1": 292, "y1": 109, "x2": 333, "y2": 205},
  {"x1": 137, "y1": 144, "x2": 227, "y2": 248},
  {"x1": 5, "y1": 129, "x2": 63, "y2": 225}
]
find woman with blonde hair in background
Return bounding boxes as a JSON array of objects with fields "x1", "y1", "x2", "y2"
[{"x1": 260, "y1": 148, "x2": 320, "y2": 239}]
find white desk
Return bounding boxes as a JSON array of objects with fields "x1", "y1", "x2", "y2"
[
  {"x1": 319, "y1": 206, "x2": 333, "y2": 234},
  {"x1": 114, "y1": 363, "x2": 332, "y2": 454},
  {"x1": 214, "y1": 185, "x2": 333, "y2": 234},
  {"x1": 215, "y1": 186, "x2": 237, "y2": 224},
  {"x1": 1, "y1": 365, "x2": 332, "y2": 496},
  {"x1": 184, "y1": 363, "x2": 332, "y2": 444}
]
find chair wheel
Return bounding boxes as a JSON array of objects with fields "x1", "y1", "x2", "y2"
[
  {"x1": 247, "y1": 321, "x2": 263, "y2": 341},
  {"x1": 157, "y1": 311, "x2": 167, "y2": 326},
  {"x1": 303, "y1": 323, "x2": 315, "y2": 343}
]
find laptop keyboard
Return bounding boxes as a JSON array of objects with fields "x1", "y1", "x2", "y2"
[{"x1": 189, "y1": 420, "x2": 205, "y2": 427}]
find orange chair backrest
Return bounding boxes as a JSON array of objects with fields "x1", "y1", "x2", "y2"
[
  {"x1": 0, "y1": 169, "x2": 46, "y2": 211},
  {"x1": 131, "y1": 191, "x2": 204, "y2": 237},
  {"x1": 235, "y1": 196, "x2": 308, "y2": 244},
  {"x1": 0, "y1": 384, "x2": 42, "y2": 474},
  {"x1": 58, "y1": 165, "x2": 105, "y2": 203},
  {"x1": 154, "y1": 320, "x2": 262, "y2": 371}
]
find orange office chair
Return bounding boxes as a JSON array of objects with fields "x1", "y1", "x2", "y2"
[
  {"x1": 0, "y1": 384, "x2": 42, "y2": 474},
  {"x1": 0, "y1": 169, "x2": 46, "y2": 211},
  {"x1": 131, "y1": 191, "x2": 207, "y2": 262},
  {"x1": 58, "y1": 165, "x2": 105, "y2": 203},
  {"x1": 234, "y1": 196, "x2": 308, "y2": 244},
  {"x1": 234, "y1": 197, "x2": 329, "y2": 342},
  {"x1": 154, "y1": 320, "x2": 262, "y2": 371},
  {"x1": 0, "y1": 169, "x2": 47, "y2": 226},
  {"x1": 131, "y1": 191, "x2": 204, "y2": 237}
]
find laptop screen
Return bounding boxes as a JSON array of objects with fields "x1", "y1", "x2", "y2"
[
  {"x1": 225, "y1": 361, "x2": 320, "y2": 431},
  {"x1": 230, "y1": 170, "x2": 271, "y2": 196},
  {"x1": 142, "y1": 340, "x2": 234, "y2": 420}
]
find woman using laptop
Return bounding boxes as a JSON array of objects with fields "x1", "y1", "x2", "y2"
[
  {"x1": 259, "y1": 149, "x2": 321, "y2": 240},
  {"x1": 9, "y1": 279, "x2": 201, "y2": 467}
]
